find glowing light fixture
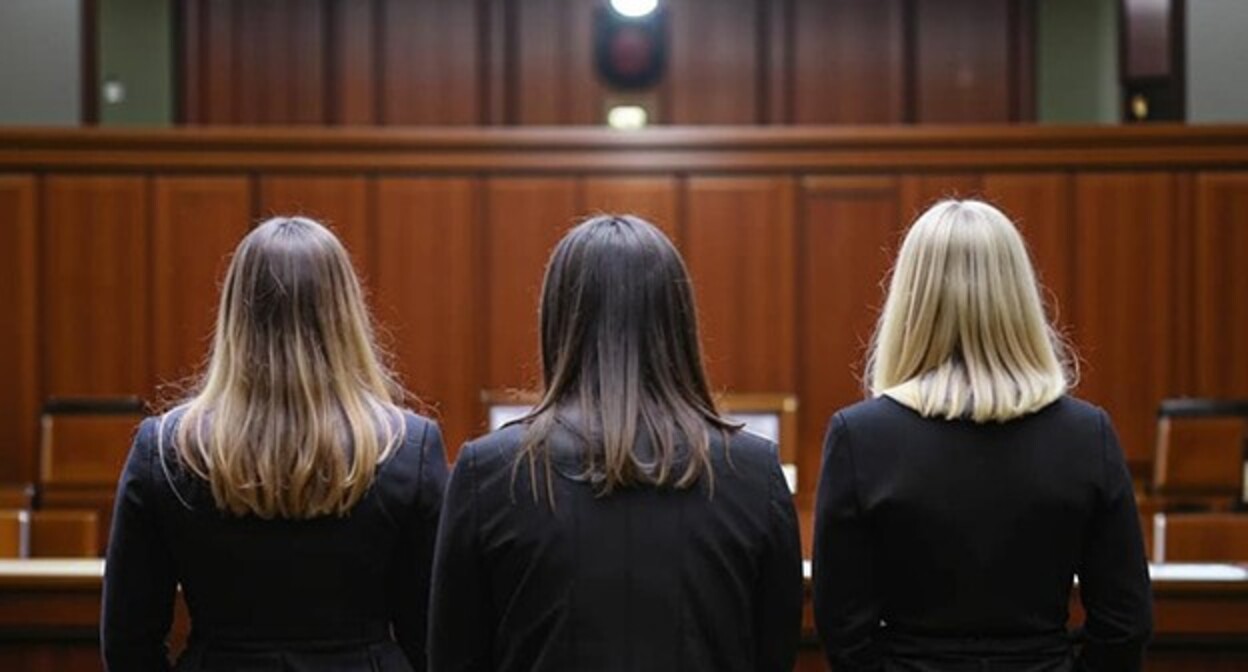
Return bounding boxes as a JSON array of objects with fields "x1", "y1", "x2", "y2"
[
  {"x1": 610, "y1": 0, "x2": 658, "y2": 19},
  {"x1": 606, "y1": 105, "x2": 648, "y2": 130}
]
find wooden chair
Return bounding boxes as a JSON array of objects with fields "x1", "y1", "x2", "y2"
[
  {"x1": 0, "y1": 484, "x2": 34, "y2": 509},
  {"x1": 1152, "y1": 512, "x2": 1248, "y2": 563},
  {"x1": 0, "y1": 510, "x2": 28, "y2": 558},
  {"x1": 28, "y1": 510, "x2": 99, "y2": 558},
  {"x1": 1152, "y1": 399, "x2": 1248, "y2": 511},
  {"x1": 39, "y1": 397, "x2": 144, "y2": 554}
]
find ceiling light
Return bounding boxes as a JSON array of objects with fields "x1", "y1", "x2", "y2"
[
  {"x1": 610, "y1": 0, "x2": 658, "y2": 19},
  {"x1": 607, "y1": 105, "x2": 648, "y2": 130}
]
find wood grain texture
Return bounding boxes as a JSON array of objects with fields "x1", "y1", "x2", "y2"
[
  {"x1": 1193, "y1": 173, "x2": 1248, "y2": 398},
  {"x1": 258, "y1": 176, "x2": 373, "y2": 282},
  {"x1": 0, "y1": 177, "x2": 39, "y2": 482},
  {"x1": 791, "y1": 0, "x2": 905, "y2": 124},
  {"x1": 236, "y1": 0, "x2": 326, "y2": 124},
  {"x1": 381, "y1": 0, "x2": 480, "y2": 125},
  {"x1": 797, "y1": 176, "x2": 899, "y2": 506},
  {"x1": 898, "y1": 174, "x2": 984, "y2": 222},
  {"x1": 683, "y1": 177, "x2": 796, "y2": 394},
  {"x1": 41, "y1": 177, "x2": 150, "y2": 399},
  {"x1": 150, "y1": 177, "x2": 252, "y2": 392},
  {"x1": 513, "y1": 0, "x2": 602, "y2": 124},
  {"x1": 982, "y1": 173, "x2": 1075, "y2": 332},
  {"x1": 200, "y1": 0, "x2": 238, "y2": 123},
  {"x1": 914, "y1": 0, "x2": 1011, "y2": 123},
  {"x1": 666, "y1": 0, "x2": 760, "y2": 124},
  {"x1": 374, "y1": 178, "x2": 482, "y2": 460},
  {"x1": 6, "y1": 126, "x2": 1248, "y2": 172},
  {"x1": 484, "y1": 178, "x2": 581, "y2": 391},
  {"x1": 175, "y1": 0, "x2": 1040, "y2": 127},
  {"x1": 580, "y1": 177, "x2": 679, "y2": 243},
  {"x1": 1073, "y1": 172, "x2": 1178, "y2": 465},
  {"x1": 329, "y1": 0, "x2": 378, "y2": 124}
]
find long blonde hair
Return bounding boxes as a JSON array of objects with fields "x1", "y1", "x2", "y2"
[
  {"x1": 866, "y1": 199, "x2": 1071, "y2": 423},
  {"x1": 165, "y1": 216, "x2": 406, "y2": 519}
]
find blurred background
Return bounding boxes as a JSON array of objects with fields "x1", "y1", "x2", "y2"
[{"x1": 2, "y1": 2, "x2": 1248, "y2": 670}]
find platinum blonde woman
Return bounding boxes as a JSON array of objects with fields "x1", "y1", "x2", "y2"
[
  {"x1": 813, "y1": 200, "x2": 1152, "y2": 671},
  {"x1": 102, "y1": 217, "x2": 447, "y2": 672}
]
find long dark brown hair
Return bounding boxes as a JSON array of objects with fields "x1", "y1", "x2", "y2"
[{"x1": 515, "y1": 214, "x2": 738, "y2": 502}]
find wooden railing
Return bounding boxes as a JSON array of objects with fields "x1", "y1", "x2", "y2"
[{"x1": 1, "y1": 125, "x2": 1247, "y2": 514}]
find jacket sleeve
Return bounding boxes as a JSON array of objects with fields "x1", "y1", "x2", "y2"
[
  {"x1": 753, "y1": 445, "x2": 804, "y2": 672},
  {"x1": 101, "y1": 418, "x2": 177, "y2": 672},
  {"x1": 428, "y1": 443, "x2": 494, "y2": 672},
  {"x1": 812, "y1": 413, "x2": 883, "y2": 672},
  {"x1": 1077, "y1": 409, "x2": 1153, "y2": 671},
  {"x1": 391, "y1": 419, "x2": 449, "y2": 671}
]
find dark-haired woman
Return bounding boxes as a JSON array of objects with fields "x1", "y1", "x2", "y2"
[
  {"x1": 428, "y1": 215, "x2": 803, "y2": 672},
  {"x1": 102, "y1": 217, "x2": 446, "y2": 671}
]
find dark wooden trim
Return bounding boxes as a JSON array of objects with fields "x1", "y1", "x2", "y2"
[
  {"x1": 324, "y1": 0, "x2": 339, "y2": 125},
  {"x1": 80, "y1": 0, "x2": 98, "y2": 125},
  {"x1": 501, "y1": 0, "x2": 519, "y2": 126},
  {"x1": 754, "y1": 0, "x2": 769, "y2": 124},
  {"x1": 901, "y1": 0, "x2": 918, "y2": 124},
  {"x1": 173, "y1": 0, "x2": 191, "y2": 124},
  {"x1": 1172, "y1": 0, "x2": 1187, "y2": 121},
  {"x1": 1010, "y1": 0, "x2": 1037, "y2": 123},
  {"x1": 373, "y1": 0, "x2": 386, "y2": 125},
  {"x1": 1, "y1": 126, "x2": 1246, "y2": 173}
]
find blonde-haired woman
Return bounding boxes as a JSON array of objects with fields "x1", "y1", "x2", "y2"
[
  {"x1": 102, "y1": 217, "x2": 447, "y2": 672},
  {"x1": 813, "y1": 200, "x2": 1152, "y2": 671}
]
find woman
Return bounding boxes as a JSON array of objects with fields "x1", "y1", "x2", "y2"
[
  {"x1": 428, "y1": 215, "x2": 803, "y2": 671},
  {"x1": 102, "y1": 217, "x2": 447, "y2": 671},
  {"x1": 813, "y1": 200, "x2": 1152, "y2": 671}
]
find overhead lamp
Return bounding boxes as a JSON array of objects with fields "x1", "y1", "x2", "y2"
[
  {"x1": 606, "y1": 105, "x2": 648, "y2": 130},
  {"x1": 610, "y1": 0, "x2": 659, "y2": 19}
]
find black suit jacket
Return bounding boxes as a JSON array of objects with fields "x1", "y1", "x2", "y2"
[
  {"x1": 428, "y1": 423, "x2": 803, "y2": 672},
  {"x1": 101, "y1": 410, "x2": 447, "y2": 672},
  {"x1": 813, "y1": 396, "x2": 1153, "y2": 672}
]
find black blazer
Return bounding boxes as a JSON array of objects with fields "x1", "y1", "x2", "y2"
[
  {"x1": 813, "y1": 396, "x2": 1153, "y2": 672},
  {"x1": 428, "y1": 422, "x2": 803, "y2": 672},
  {"x1": 101, "y1": 410, "x2": 447, "y2": 672}
]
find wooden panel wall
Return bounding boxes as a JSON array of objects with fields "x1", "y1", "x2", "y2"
[
  {"x1": 1193, "y1": 173, "x2": 1248, "y2": 398},
  {"x1": 373, "y1": 178, "x2": 483, "y2": 455},
  {"x1": 0, "y1": 177, "x2": 39, "y2": 482},
  {"x1": 1071, "y1": 173, "x2": 1181, "y2": 468},
  {"x1": 798, "y1": 177, "x2": 900, "y2": 496},
  {"x1": 41, "y1": 177, "x2": 150, "y2": 400},
  {"x1": 684, "y1": 177, "x2": 796, "y2": 390},
  {"x1": 150, "y1": 177, "x2": 252, "y2": 389},
  {"x1": 179, "y1": 0, "x2": 1034, "y2": 126},
  {"x1": 2, "y1": 127, "x2": 1244, "y2": 507}
]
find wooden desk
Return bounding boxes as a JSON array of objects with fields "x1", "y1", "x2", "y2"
[
  {"x1": 797, "y1": 563, "x2": 1248, "y2": 671},
  {"x1": 0, "y1": 560, "x2": 1244, "y2": 671}
]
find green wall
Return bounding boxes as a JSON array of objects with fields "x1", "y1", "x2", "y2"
[
  {"x1": 1036, "y1": 0, "x2": 1120, "y2": 124},
  {"x1": 98, "y1": 0, "x2": 172, "y2": 125}
]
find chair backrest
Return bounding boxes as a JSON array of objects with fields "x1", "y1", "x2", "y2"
[
  {"x1": 1152, "y1": 399, "x2": 1248, "y2": 509},
  {"x1": 0, "y1": 510, "x2": 27, "y2": 558},
  {"x1": 1152, "y1": 512, "x2": 1248, "y2": 563},
  {"x1": 40, "y1": 398, "x2": 144, "y2": 487},
  {"x1": 0, "y1": 484, "x2": 34, "y2": 510},
  {"x1": 28, "y1": 509, "x2": 99, "y2": 558},
  {"x1": 39, "y1": 397, "x2": 144, "y2": 555}
]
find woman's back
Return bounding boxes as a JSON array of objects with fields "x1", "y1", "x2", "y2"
[
  {"x1": 815, "y1": 396, "x2": 1150, "y2": 660},
  {"x1": 430, "y1": 422, "x2": 801, "y2": 672},
  {"x1": 103, "y1": 410, "x2": 447, "y2": 671}
]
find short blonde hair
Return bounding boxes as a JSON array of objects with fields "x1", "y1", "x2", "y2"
[{"x1": 866, "y1": 199, "x2": 1070, "y2": 423}]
